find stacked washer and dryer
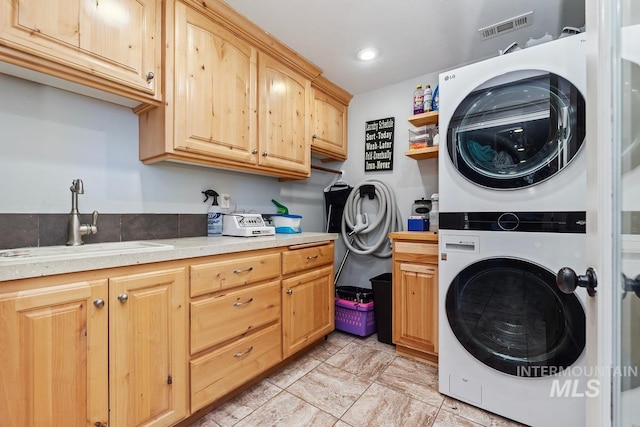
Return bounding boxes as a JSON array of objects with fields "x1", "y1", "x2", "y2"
[{"x1": 437, "y1": 35, "x2": 588, "y2": 427}]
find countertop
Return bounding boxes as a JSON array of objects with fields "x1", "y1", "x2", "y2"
[
  {"x1": 389, "y1": 231, "x2": 439, "y2": 242},
  {"x1": 0, "y1": 232, "x2": 339, "y2": 282}
]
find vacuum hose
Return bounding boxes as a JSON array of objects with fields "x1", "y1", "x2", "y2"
[{"x1": 341, "y1": 178, "x2": 402, "y2": 258}]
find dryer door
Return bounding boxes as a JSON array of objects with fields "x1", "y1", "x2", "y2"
[
  {"x1": 445, "y1": 257, "x2": 585, "y2": 377},
  {"x1": 447, "y1": 71, "x2": 586, "y2": 189}
]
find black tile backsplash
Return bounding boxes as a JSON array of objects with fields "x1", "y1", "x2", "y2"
[
  {"x1": 0, "y1": 213, "x2": 208, "y2": 250},
  {"x1": 121, "y1": 214, "x2": 179, "y2": 241},
  {"x1": 0, "y1": 214, "x2": 38, "y2": 249}
]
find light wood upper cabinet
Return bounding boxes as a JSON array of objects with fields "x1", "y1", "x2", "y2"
[
  {"x1": 311, "y1": 76, "x2": 352, "y2": 161},
  {"x1": 172, "y1": 3, "x2": 258, "y2": 164},
  {"x1": 140, "y1": 0, "x2": 316, "y2": 179},
  {"x1": 258, "y1": 53, "x2": 311, "y2": 175},
  {"x1": 0, "y1": 279, "x2": 109, "y2": 427},
  {"x1": 109, "y1": 267, "x2": 187, "y2": 427},
  {"x1": 0, "y1": 0, "x2": 162, "y2": 109}
]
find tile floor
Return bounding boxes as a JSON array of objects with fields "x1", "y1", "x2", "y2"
[{"x1": 189, "y1": 331, "x2": 527, "y2": 427}]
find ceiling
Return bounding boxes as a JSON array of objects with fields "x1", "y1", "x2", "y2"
[{"x1": 223, "y1": 0, "x2": 585, "y2": 95}]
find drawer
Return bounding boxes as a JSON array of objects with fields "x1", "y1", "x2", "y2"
[
  {"x1": 282, "y1": 242, "x2": 334, "y2": 275},
  {"x1": 190, "y1": 323, "x2": 282, "y2": 412},
  {"x1": 191, "y1": 252, "x2": 281, "y2": 297},
  {"x1": 393, "y1": 241, "x2": 438, "y2": 263},
  {"x1": 191, "y1": 280, "x2": 281, "y2": 354}
]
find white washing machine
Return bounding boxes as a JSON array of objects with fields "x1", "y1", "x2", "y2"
[
  {"x1": 438, "y1": 225, "x2": 587, "y2": 427},
  {"x1": 438, "y1": 35, "x2": 586, "y2": 213}
]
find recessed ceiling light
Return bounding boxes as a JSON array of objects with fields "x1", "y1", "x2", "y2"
[{"x1": 355, "y1": 48, "x2": 379, "y2": 61}]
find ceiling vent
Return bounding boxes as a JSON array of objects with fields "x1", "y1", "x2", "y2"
[{"x1": 478, "y1": 11, "x2": 533, "y2": 40}]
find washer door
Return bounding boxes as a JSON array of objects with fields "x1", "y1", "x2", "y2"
[
  {"x1": 447, "y1": 70, "x2": 586, "y2": 189},
  {"x1": 445, "y1": 258, "x2": 585, "y2": 377}
]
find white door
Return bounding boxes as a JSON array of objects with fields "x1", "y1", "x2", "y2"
[{"x1": 580, "y1": 0, "x2": 640, "y2": 425}]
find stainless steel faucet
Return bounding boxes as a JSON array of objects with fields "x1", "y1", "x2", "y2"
[{"x1": 67, "y1": 179, "x2": 99, "y2": 246}]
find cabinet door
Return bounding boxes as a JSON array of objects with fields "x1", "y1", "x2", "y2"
[
  {"x1": 109, "y1": 268, "x2": 187, "y2": 427},
  {"x1": 393, "y1": 262, "x2": 438, "y2": 354},
  {"x1": 258, "y1": 53, "x2": 311, "y2": 176},
  {"x1": 0, "y1": 0, "x2": 160, "y2": 99},
  {"x1": 173, "y1": 2, "x2": 258, "y2": 163},
  {"x1": 0, "y1": 279, "x2": 108, "y2": 427},
  {"x1": 311, "y1": 88, "x2": 348, "y2": 160},
  {"x1": 282, "y1": 265, "x2": 334, "y2": 357}
]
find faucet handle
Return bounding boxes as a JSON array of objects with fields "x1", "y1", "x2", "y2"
[{"x1": 90, "y1": 210, "x2": 99, "y2": 234}]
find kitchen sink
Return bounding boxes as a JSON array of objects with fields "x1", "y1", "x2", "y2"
[{"x1": 0, "y1": 241, "x2": 174, "y2": 262}]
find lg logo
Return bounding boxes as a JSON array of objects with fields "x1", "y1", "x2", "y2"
[{"x1": 444, "y1": 74, "x2": 456, "y2": 82}]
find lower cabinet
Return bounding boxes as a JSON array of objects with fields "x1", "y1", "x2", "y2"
[
  {"x1": 282, "y1": 265, "x2": 335, "y2": 358},
  {"x1": 391, "y1": 234, "x2": 439, "y2": 364},
  {"x1": 190, "y1": 323, "x2": 282, "y2": 411},
  {"x1": 282, "y1": 242, "x2": 335, "y2": 358},
  {"x1": 0, "y1": 266, "x2": 187, "y2": 427},
  {"x1": 0, "y1": 239, "x2": 336, "y2": 426},
  {"x1": 0, "y1": 278, "x2": 109, "y2": 427},
  {"x1": 109, "y1": 268, "x2": 188, "y2": 427}
]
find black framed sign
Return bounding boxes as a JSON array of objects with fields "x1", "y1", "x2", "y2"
[{"x1": 364, "y1": 117, "x2": 394, "y2": 172}]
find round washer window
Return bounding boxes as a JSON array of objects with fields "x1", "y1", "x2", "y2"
[
  {"x1": 445, "y1": 258, "x2": 585, "y2": 377},
  {"x1": 447, "y1": 71, "x2": 586, "y2": 189}
]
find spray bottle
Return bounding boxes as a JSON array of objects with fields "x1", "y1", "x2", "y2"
[{"x1": 202, "y1": 189, "x2": 222, "y2": 237}]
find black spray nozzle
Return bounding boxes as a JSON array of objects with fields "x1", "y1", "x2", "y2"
[
  {"x1": 359, "y1": 184, "x2": 376, "y2": 200},
  {"x1": 202, "y1": 189, "x2": 219, "y2": 206}
]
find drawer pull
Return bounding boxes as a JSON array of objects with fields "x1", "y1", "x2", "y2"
[
  {"x1": 233, "y1": 346, "x2": 254, "y2": 358},
  {"x1": 233, "y1": 267, "x2": 254, "y2": 274},
  {"x1": 286, "y1": 289, "x2": 293, "y2": 295},
  {"x1": 306, "y1": 255, "x2": 319, "y2": 260},
  {"x1": 233, "y1": 297, "x2": 254, "y2": 307}
]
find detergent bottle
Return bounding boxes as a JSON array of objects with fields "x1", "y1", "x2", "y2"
[{"x1": 203, "y1": 189, "x2": 222, "y2": 236}]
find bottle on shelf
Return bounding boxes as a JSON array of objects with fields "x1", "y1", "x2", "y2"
[
  {"x1": 423, "y1": 85, "x2": 432, "y2": 112},
  {"x1": 413, "y1": 84, "x2": 424, "y2": 115},
  {"x1": 429, "y1": 193, "x2": 439, "y2": 232},
  {"x1": 432, "y1": 84, "x2": 440, "y2": 111}
]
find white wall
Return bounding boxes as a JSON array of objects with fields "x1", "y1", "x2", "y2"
[
  {"x1": 333, "y1": 70, "x2": 442, "y2": 288},
  {"x1": 0, "y1": 69, "x2": 444, "y2": 287},
  {"x1": 0, "y1": 73, "x2": 331, "y2": 231}
]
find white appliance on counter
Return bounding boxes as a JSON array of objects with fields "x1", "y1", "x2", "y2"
[{"x1": 222, "y1": 214, "x2": 275, "y2": 237}]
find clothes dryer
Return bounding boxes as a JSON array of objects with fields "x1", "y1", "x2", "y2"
[
  {"x1": 438, "y1": 214, "x2": 588, "y2": 427},
  {"x1": 438, "y1": 35, "x2": 586, "y2": 213}
]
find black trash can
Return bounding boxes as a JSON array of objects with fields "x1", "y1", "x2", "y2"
[{"x1": 370, "y1": 273, "x2": 393, "y2": 345}]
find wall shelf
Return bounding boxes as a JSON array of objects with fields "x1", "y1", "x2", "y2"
[
  {"x1": 405, "y1": 146, "x2": 438, "y2": 160},
  {"x1": 408, "y1": 111, "x2": 439, "y2": 127}
]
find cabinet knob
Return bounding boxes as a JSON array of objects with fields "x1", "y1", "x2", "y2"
[
  {"x1": 286, "y1": 289, "x2": 293, "y2": 295},
  {"x1": 93, "y1": 298, "x2": 105, "y2": 309},
  {"x1": 251, "y1": 149, "x2": 258, "y2": 154},
  {"x1": 146, "y1": 71, "x2": 155, "y2": 83},
  {"x1": 117, "y1": 293, "x2": 129, "y2": 303},
  {"x1": 262, "y1": 151, "x2": 268, "y2": 156}
]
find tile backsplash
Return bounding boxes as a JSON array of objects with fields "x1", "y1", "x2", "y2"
[{"x1": 0, "y1": 214, "x2": 207, "y2": 250}]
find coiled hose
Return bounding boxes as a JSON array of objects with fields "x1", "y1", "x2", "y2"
[{"x1": 340, "y1": 178, "x2": 402, "y2": 258}]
